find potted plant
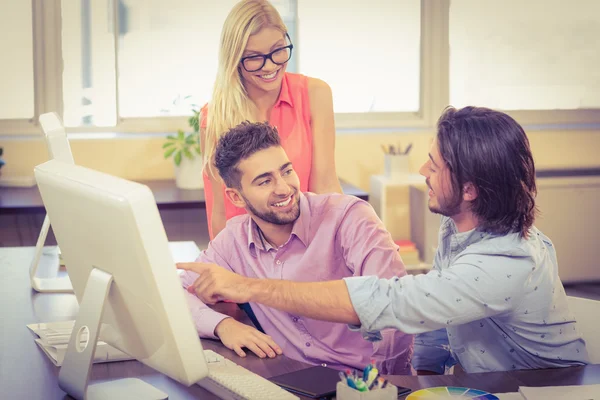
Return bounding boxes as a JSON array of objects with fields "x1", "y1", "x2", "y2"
[{"x1": 163, "y1": 109, "x2": 203, "y2": 189}]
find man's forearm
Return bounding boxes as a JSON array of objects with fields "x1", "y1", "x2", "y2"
[{"x1": 247, "y1": 279, "x2": 360, "y2": 325}]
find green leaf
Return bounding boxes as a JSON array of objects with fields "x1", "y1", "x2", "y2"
[
  {"x1": 185, "y1": 134, "x2": 196, "y2": 145},
  {"x1": 174, "y1": 150, "x2": 182, "y2": 166},
  {"x1": 194, "y1": 146, "x2": 202, "y2": 155},
  {"x1": 177, "y1": 130, "x2": 185, "y2": 141},
  {"x1": 162, "y1": 141, "x2": 176, "y2": 149},
  {"x1": 167, "y1": 135, "x2": 177, "y2": 141},
  {"x1": 163, "y1": 147, "x2": 177, "y2": 159},
  {"x1": 189, "y1": 110, "x2": 200, "y2": 132},
  {"x1": 183, "y1": 148, "x2": 193, "y2": 160}
]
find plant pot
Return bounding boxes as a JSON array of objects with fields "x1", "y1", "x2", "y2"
[{"x1": 175, "y1": 156, "x2": 204, "y2": 190}]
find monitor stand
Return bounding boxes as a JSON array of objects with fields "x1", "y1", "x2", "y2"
[
  {"x1": 29, "y1": 215, "x2": 73, "y2": 293},
  {"x1": 58, "y1": 268, "x2": 168, "y2": 400}
]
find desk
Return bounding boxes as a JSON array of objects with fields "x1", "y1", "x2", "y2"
[
  {"x1": 2, "y1": 246, "x2": 600, "y2": 399},
  {"x1": 0, "y1": 179, "x2": 368, "y2": 214},
  {"x1": 386, "y1": 365, "x2": 600, "y2": 396}
]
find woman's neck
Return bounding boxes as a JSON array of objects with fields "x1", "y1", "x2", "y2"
[{"x1": 246, "y1": 85, "x2": 281, "y2": 120}]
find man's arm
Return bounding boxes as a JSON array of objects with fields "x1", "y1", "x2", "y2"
[
  {"x1": 337, "y1": 200, "x2": 407, "y2": 278},
  {"x1": 178, "y1": 263, "x2": 361, "y2": 325},
  {"x1": 250, "y1": 279, "x2": 360, "y2": 324},
  {"x1": 181, "y1": 252, "x2": 533, "y2": 336}
]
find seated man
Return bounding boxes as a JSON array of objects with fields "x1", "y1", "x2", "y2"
[
  {"x1": 181, "y1": 106, "x2": 590, "y2": 374},
  {"x1": 179, "y1": 121, "x2": 413, "y2": 374}
]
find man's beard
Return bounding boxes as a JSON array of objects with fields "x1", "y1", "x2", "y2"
[
  {"x1": 242, "y1": 192, "x2": 301, "y2": 225},
  {"x1": 429, "y1": 200, "x2": 461, "y2": 217},
  {"x1": 427, "y1": 181, "x2": 461, "y2": 217}
]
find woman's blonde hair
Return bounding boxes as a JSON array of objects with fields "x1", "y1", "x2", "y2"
[{"x1": 203, "y1": 0, "x2": 288, "y2": 178}]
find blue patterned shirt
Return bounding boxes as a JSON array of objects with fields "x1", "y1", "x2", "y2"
[{"x1": 344, "y1": 216, "x2": 590, "y2": 373}]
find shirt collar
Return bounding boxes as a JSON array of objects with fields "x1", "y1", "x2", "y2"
[
  {"x1": 442, "y1": 217, "x2": 489, "y2": 252},
  {"x1": 274, "y1": 72, "x2": 293, "y2": 108},
  {"x1": 246, "y1": 192, "x2": 310, "y2": 255},
  {"x1": 247, "y1": 219, "x2": 266, "y2": 255},
  {"x1": 290, "y1": 192, "x2": 310, "y2": 247}
]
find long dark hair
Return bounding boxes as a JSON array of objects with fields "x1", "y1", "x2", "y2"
[{"x1": 436, "y1": 106, "x2": 538, "y2": 237}]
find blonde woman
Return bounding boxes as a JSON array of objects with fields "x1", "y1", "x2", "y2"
[{"x1": 201, "y1": 0, "x2": 342, "y2": 239}]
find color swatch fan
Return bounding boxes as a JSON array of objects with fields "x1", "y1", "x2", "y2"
[{"x1": 407, "y1": 387, "x2": 499, "y2": 399}]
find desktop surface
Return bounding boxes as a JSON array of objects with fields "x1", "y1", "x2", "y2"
[{"x1": 2, "y1": 246, "x2": 600, "y2": 399}]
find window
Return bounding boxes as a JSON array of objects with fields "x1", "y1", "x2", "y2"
[
  {"x1": 1, "y1": 0, "x2": 598, "y2": 135},
  {"x1": 61, "y1": 0, "x2": 421, "y2": 127},
  {"x1": 62, "y1": 0, "x2": 297, "y2": 127},
  {"x1": 0, "y1": 0, "x2": 34, "y2": 120},
  {"x1": 297, "y1": 0, "x2": 421, "y2": 114},
  {"x1": 449, "y1": 0, "x2": 600, "y2": 111},
  {"x1": 62, "y1": 0, "x2": 117, "y2": 126}
]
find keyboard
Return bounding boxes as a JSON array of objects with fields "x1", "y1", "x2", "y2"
[{"x1": 197, "y1": 350, "x2": 299, "y2": 400}]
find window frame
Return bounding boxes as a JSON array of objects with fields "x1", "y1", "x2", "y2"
[{"x1": 0, "y1": 0, "x2": 598, "y2": 136}]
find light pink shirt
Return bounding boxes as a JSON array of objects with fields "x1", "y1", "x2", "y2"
[{"x1": 181, "y1": 192, "x2": 413, "y2": 374}]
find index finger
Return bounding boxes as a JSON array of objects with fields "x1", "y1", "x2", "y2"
[{"x1": 176, "y1": 262, "x2": 209, "y2": 273}]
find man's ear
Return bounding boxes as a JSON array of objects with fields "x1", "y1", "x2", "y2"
[
  {"x1": 462, "y1": 182, "x2": 478, "y2": 202},
  {"x1": 224, "y1": 187, "x2": 246, "y2": 208}
]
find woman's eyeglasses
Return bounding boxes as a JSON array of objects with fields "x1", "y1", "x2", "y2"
[{"x1": 240, "y1": 41, "x2": 293, "y2": 73}]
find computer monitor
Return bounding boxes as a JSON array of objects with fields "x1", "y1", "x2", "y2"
[
  {"x1": 29, "y1": 112, "x2": 75, "y2": 293},
  {"x1": 34, "y1": 159, "x2": 208, "y2": 399}
]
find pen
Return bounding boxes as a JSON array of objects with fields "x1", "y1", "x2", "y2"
[
  {"x1": 362, "y1": 363, "x2": 372, "y2": 381},
  {"x1": 404, "y1": 143, "x2": 413, "y2": 155},
  {"x1": 367, "y1": 374, "x2": 380, "y2": 390},
  {"x1": 354, "y1": 379, "x2": 368, "y2": 392},
  {"x1": 346, "y1": 377, "x2": 358, "y2": 390},
  {"x1": 367, "y1": 369, "x2": 379, "y2": 387},
  {"x1": 380, "y1": 378, "x2": 389, "y2": 389}
]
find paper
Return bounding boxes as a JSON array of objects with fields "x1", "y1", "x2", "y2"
[
  {"x1": 519, "y1": 384, "x2": 600, "y2": 400},
  {"x1": 27, "y1": 320, "x2": 133, "y2": 366},
  {"x1": 494, "y1": 393, "x2": 525, "y2": 400}
]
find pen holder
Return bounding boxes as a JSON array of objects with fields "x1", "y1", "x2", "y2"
[
  {"x1": 384, "y1": 154, "x2": 410, "y2": 181},
  {"x1": 336, "y1": 382, "x2": 398, "y2": 400}
]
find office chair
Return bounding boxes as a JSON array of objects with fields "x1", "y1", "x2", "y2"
[{"x1": 567, "y1": 295, "x2": 600, "y2": 363}]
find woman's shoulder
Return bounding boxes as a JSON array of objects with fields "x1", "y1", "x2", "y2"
[
  {"x1": 285, "y1": 72, "x2": 330, "y2": 92},
  {"x1": 307, "y1": 76, "x2": 332, "y2": 100},
  {"x1": 199, "y1": 103, "x2": 209, "y2": 128},
  {"x1": 200, "y1": 102, "x2": 209, "y2": 116}
]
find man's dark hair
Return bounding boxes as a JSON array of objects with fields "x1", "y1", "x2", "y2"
[
  {"x1": 215, "y1": 121, "x2": 281, "y2": 189},
  {"x1": 436, "y1": 106, "x2": 538, "y2": 237}
]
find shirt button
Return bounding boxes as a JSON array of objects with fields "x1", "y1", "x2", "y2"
[
  {"x1": 276, "y1": 260, "x2": 282, "y2": 265},
  {"x1": 305, "y1": 342, "x2": 311, "y2": 347},
  {"x1": 292, "y1": 317, "x2": 299, "y2": 322}
]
